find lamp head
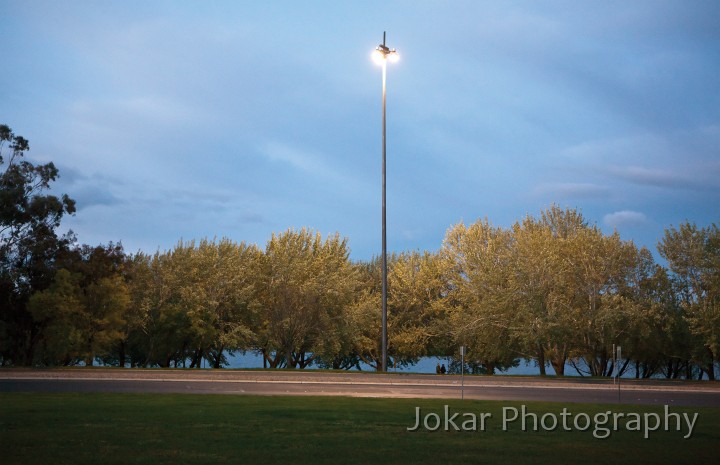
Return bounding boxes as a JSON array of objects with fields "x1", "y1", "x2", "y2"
[{"x1": 372, "y1": 43, "x2": 399, "y2": 65}]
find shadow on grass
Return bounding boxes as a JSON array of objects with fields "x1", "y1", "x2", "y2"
[{"x1": 1, "y1": 393, "x2": 717, "y2": 465}]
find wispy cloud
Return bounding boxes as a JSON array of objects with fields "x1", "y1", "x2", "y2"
[
  {"x1": 603, "y1": 210, "x2": 648, "y2": 229},
  {"x1": 261, "y1": 141, "x2": 325, "y2": 174},
  {"x1": 560, "y1": 128, "x2": 720, "y2": 192},
  {"x1": 606, "y1": 165, "x2": 694, "y2": 189},
  {"x1": 534, "y1": 182, "x2": 611, "y2": 200},
  {"x1": 51, "y1": 165, "x2": 122, "y2": 211},
  {"x1": 258, "y1": 140, "x2": 364, "y2": 192}
]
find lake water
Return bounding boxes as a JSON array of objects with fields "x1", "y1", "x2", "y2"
[
  {"x1": 90, "y1": 350, "x2": 715, "y2": 379},
  {"x1": 221, "y1": 351, "x2": 591, "y2": 377}
]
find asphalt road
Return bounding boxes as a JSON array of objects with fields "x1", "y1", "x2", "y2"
[{"x1": 1, "y1": 369, "x2": 718, "y2": 407}]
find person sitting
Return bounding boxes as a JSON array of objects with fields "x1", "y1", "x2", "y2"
[{"x1": 440, "y1": 364, "x2": 447, "y2": 374}]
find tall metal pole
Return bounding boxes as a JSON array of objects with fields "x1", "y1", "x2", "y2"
[{"x1": 381, "y1": 32, "x2": 388, "y2": 373}]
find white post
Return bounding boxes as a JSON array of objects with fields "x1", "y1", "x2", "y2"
[
  {"x1": 612, "y1": 343, "x2": 616, "y2": 385},
  {"x1": 617, "y1": 345, "x2": 622, "y2": 402},
  {"x1": 460, "y1": 346, "x2": 465, "y2": 400}
]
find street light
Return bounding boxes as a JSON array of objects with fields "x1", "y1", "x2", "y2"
[{"x1": 372, "y1": 32, "x2": 398, "y2": 373}]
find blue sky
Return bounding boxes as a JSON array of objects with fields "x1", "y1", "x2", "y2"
[{"x1": 3, "y1": 1, "x2": 719, "y2": 260}]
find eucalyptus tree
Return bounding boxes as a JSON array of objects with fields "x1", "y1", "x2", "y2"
[
  {"x1": 254, "y1": 228, "x2": 354, "y2": 368},
  {"x1": 0, "y1": 124, "x2": 76, "y2": 365}
]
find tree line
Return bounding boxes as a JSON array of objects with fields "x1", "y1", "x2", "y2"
[{"x1": 2, "y1": 124, "x2": 718, "y2": 379}]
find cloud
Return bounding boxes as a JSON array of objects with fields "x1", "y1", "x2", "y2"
[
  {"x1": 239, "y1": 213, "x2": 265, "y2": 224},
  {"x1": 561, "y1": 128, "x2": 720, "y2": 192},
  {"x1": 606, "y1": 165, "x2": 693, "y2": 189},
  {"x1": 51, "y1": 165, "x2": 122, "y2": 211},
  {"x1": 71, "y1": 185, "x2": 122, "y2": 210},
  {"x1": 6, "y1": 1, "x2": 719, "y2": 260},
  {"x1": 258, "y1": 140, "x2": 365, "y2": 193},
  {"x1": 261, "y1": 141, "x2": 322, "y2": 174},
  {"x1": 534, "y1": 182, "x2": 611, "y2": 200},
  {"x1": 603, "y1": 210, "x2": 648, "y2": 229}
]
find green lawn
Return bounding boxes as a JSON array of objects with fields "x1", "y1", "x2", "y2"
[{"x1": 1, "y1": 393, "x2": 717, "y2": 465}]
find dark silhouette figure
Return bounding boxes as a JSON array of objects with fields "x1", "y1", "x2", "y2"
[{"x1": 440, "y1": 364, "x2": 447, "y2": 374}]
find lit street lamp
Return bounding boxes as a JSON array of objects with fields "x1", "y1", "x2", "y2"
[{"x1": 372, "y1": 32, "x2": 398, "y2": 372}]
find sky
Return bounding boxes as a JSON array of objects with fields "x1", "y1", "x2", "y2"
[{"x1": 2, "y1": 1, "x2": 719, "y2": 261}]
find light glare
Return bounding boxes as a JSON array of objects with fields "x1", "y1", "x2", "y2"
[
  {"x1": 372, "y1": 49, "x2": 386, "y2": 65},
  {"x1": 371, "y1": 48, "x2": 399, "y2": 65}
]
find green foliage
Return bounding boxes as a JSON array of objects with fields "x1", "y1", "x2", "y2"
[
  {"x1": 659, "y1": 222, "x2": 720, "y2": 378},
  {"x1": 0, "y1": 124, "x2": 76, "y2": 365},
  {"x1": 28, "y1": 268, "x2": 129, "y2": 365},
  {"x1": 2, "y1": 123, "x2": 718, "y2": 376},
  {"x1": 442, "y1": 219, "x2": 519, "y2": 373},
  {"x1": 255, "y1": 228, "x2": 354, "y2": 368},
  {"x1": 389, "y1": 251, "x2": 452, "y2": 359},
  {"x1": 124, "y1": 238, "x2": 261, "y2": 368},
  {"x1": 23, "y1": 242, "x2": 132, "y2": 366},
  {"x1": 436, "y1": 207, "x2": 717, "y2": 379}
]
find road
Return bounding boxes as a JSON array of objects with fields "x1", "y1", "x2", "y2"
[{"x1": 1, "y1": 369, "x2": 718, "y2": 407}]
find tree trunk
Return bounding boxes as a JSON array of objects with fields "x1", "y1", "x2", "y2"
[
  {"x1": 550, "y1": 357, "x2": 565, "y2": 376},
  {"x1": 706, "y1": 357, "x2": 716, "y2": 381},
  {"x1": 264, "y1": 350, "x2": 281, "y2": 368},
  {"x1": 118, "y1": 341, "x2": 126, "y2": 368},
  {"x1": 286, "y1": 346, "x2": 294, "y2": 369},
  {"x1": 549, "y1": 346, "x2": 566, "y2": 376},
  {"x1": 485, "y1": 362, "x2": 496, "y2": 375},
  {"x1": 537, "y1": 344, "x2": 546, "y2": 376},
  {"x1": 619, "y1": 359, "x2": 631, "y2": 378}
]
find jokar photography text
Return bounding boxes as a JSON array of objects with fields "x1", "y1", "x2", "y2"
[{"x1": 407, "y1": 405, "x2": 698, "y2": 439}]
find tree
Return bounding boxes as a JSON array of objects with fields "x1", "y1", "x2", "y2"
[
  {"x1": 178, "y1": 238, "x2": 260, "y2": 368},
  {"x1": 508, "y1": 212, "x2": 576, "y2": 376},
  {"x1": 622, "y1": 254, "x2": 695, "y2": 379},
  {"x1": 28, "y1": 269, "x2": 129, "y2": 366},
  {"x1": 337, "y1": 252, "x2": 451, "y2": 372},
  {"x1": 254, "y1": 228, "x2": 354, "y2": 368},
  {"x1": 565, "y1": 226, "x2": 638, "y2": 377},
  {"x1": 341, "y1": 256, "x2": 387, "y2": 371},
  {"x1": 122, "y1": 238, "x2": 260, "y2": 368},
  {"x1": 0, "y1": 124, "x2": 76, "y2": 365},
  {"x1": 26, "y1": 243, "x2": 130, "y2": 366},
  {"x1": 388, "y1": 251, "x2": 452, "y2": 364},
  {"x1": 442, "y1": 219, "x2": 520, "y2": 374},
  {"x1": 659, "y1": 222, "x2": 720, "y2": 379}
]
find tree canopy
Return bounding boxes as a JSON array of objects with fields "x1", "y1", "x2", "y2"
[{"x1": 1, "y1": 123, "x2": 718, "y2": 379}]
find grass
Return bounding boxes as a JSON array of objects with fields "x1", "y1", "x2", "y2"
[{"x1": 1, "y1": 393, "x2": 718, "y2": 465}]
